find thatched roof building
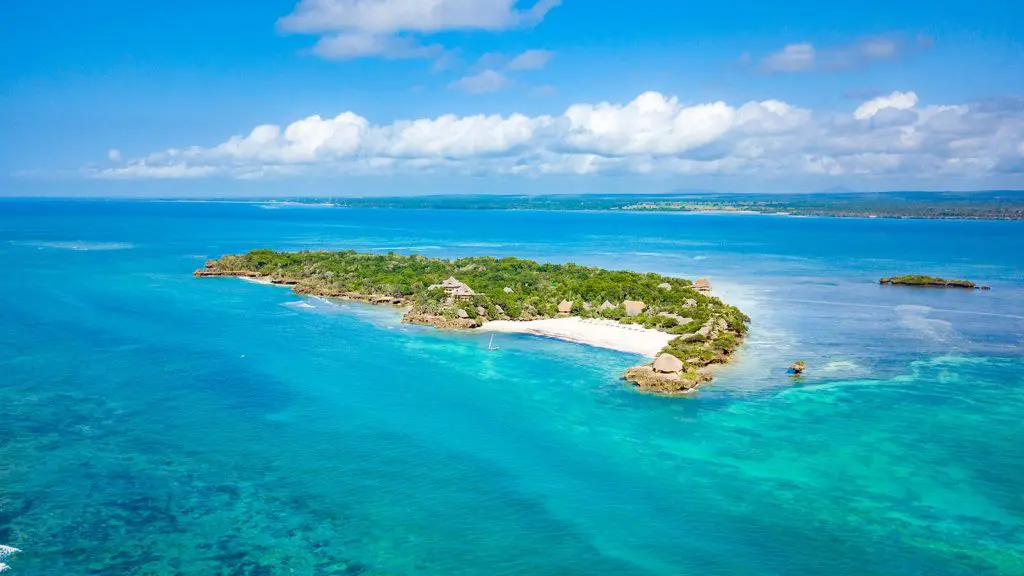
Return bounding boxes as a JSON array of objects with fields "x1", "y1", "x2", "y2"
[
  {"x1": 653, "y1": 353, "x2": 684, "y2": 373},
  {"x1": 694, "y1": 278, "x2": 712, "y2": 293},
  {"x1": 557, "y1": 300, "x2": 574, "y2": 314},
  {"x1": 623, "y1": 300, "x2": 647, "y2": 317},
  {"x1": 599, "y1": 300, "x2": 616, "y2": 311},
  {"x1": 450, "y1": 284, "x2": 476, "y2": 300}
]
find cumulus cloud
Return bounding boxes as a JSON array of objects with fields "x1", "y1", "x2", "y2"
[
  {"x1": 760, "y1": 35, "x2": 912, "y2": 73},
  {"x1": 279, "y1": 0, "x2": 559, "y2": 62},
  {"x1": 88, "y1": 90, "x2": 1024, "y2": 182},
  {"x1": 853, "y1": 91, "x2": 919, "y2": 120}
]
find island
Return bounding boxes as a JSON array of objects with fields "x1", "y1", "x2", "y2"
[
  {"x1": 879, "y1": 275, "x2": 989, "y2": 289},
  {"x1": 195, "y1": 250, "x2": 750, "y2": 395}
]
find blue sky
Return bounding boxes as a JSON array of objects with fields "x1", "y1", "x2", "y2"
[{"x1": 3, "y1": 0, "x2": 1024, "y2": 196}]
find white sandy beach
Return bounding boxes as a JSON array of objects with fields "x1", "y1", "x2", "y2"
[{"x1": 477, "y1": 317, "x2": 675, "y2": 357}]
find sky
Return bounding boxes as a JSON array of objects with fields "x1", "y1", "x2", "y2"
[{"x1": 2, "y1": 0, "x2": 1024, "y2": 197}]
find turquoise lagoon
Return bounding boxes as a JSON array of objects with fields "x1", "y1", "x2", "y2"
[{"x1": 0, "y1": 200, "x2": 1022, "y2": 575}]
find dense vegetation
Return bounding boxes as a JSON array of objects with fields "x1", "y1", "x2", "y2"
[
  {"x1": 880, "y1": 275, "x2": 976, "y2": 288},
  {"x1": 198, "y1": 250, "x2": 749, "y2": 370}
]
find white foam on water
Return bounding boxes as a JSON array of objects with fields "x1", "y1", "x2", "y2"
[
  {"x1": 10, "y1": 240, "x2": 134, "y2": 251},
  {"x1": 821, "y1": 360, "x2": 860, "y2": 372}
]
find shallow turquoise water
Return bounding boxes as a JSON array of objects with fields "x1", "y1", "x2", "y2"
[{"x1": 1, "y1": 200, "x2": 1023, "y2": 574}]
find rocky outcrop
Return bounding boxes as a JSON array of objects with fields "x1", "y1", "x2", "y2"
[
  {"x1": 403, "y1": 311, "x2": 478, "y2": 329},
  {"x1": 789, "y1": 361, "x2": 806, "y2": 375},
  {"x1": 623, "y1": 365, "x2": 710, "y2": 394}
]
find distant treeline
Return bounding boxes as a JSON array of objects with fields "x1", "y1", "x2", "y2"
[{"x1": 249, "y1": 191, "x2": 1024, "y2": 220}]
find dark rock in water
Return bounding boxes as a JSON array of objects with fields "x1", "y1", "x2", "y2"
[
  {"x1": 980, "y1": 285, "x2": 992, "y2": 290},
  {"x1": 789, "y1": 361, "x2": 806, "y2": 375}
]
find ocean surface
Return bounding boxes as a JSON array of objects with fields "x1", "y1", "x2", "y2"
[{"x1": 1, "y1": 199, "x2": 1022, "y2": 575}]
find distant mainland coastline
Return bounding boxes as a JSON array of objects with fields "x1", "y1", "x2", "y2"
[
  {"x1": 234, "y1": 190, "x2": 1024, "y2": 221},
  {"x1": 196, "y1": 250, "x2": 750, "y2": 395}
]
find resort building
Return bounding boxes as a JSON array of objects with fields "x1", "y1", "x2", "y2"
[
  {"x1": 429, "y1": 276, "x2": 477, "y2": 301},
  {"x1": 623, "y1": 300, "x2": 647, "y2": 316}
]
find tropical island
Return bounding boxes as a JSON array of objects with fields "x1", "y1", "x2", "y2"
[
  {"x1": 195, "y1": 250, "x2": 749, "y2": 394},
  {"x1": 879, "y1": 275, "x2": 989, "y2": 289}
]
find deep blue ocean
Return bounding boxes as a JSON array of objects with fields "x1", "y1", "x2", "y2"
[{"x1": 1, "y1": 200, "x2": 1022, "y2": 575}]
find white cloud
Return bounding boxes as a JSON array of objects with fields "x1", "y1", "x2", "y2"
[
  {"x1": 93, "y1": 163, "x2": 218, "y2": 179},
  {"x1": 853, "y1": 91, "x2": 919, "y2": 120},
  {"x1": 279, "y1": 0, "x2": 560, "y2": 34},
  {"x1": 759, "y1": 35, "x2": 908, "y2": 74},
  {"x1": 280, "y1": 0, "x2": 560, "y2": 62},
  {"x1": 312, "y1": 33, "x2": 443, "y2": 60},
  {"x1": 561, "y1": 92, "x2": 737, "y2": 155},
  {"x1": 448, "y1": 69, "x2": 509, "y2": 94},
  {"x1": 91, "y1": 90, "x2": 1024, "y2": 182},
  {"x1": 507, "y1": 49, "x2": 555, "y2": 70},
  {"x1": 107, "y1": 149, "x2": 123, "y2": 162},
  {"x1": 761, "y1": 43, "x2": 816, "y2": 73}
]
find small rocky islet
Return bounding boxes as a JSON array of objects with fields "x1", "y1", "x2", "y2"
[
  {"x1": 879, "y1": 275, "x2": 991, "y2": 290},
  {"x1": 195, "y1": 249, "x2": 750, "y2": 395}
]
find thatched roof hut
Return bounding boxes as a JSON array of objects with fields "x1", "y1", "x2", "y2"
[
  {"x1": 623, "y1": 300, "x2": 647, "y2": 316},
  {"x1": 557, "y1": 300, "x2": 574, "y2": 314},
  {"x1": 476, "y1": 306, "x2": 487, "y2": 316},
  {"x1": 451, "y1": 285, "x2": 476, "y2": 299},
  {"x1": 653, "y1": 353, "x2": 684, "y2": 373},
  {"x1": 442, "y1": 276, "x2": 463, "y2": 289},
  {"x1": 456, "y1": 309, "x2": 469, "y2": 319},
  {"x1": 503, "y1": 286, "x2": 514, "y2": 294},
  {"x1": 694, "y1": 278, "x2": 712, "y2": 292},
  {"x1": 599, "y1": 300, "x2": 616, "y2": 311}
]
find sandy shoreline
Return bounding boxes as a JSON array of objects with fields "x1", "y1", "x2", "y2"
[
  {"x1": 477, "y1": 317, "x2": 675, "y2": 357},
  {"x1": 233, "y1": 276, "x2": 681, "y2": 357}
]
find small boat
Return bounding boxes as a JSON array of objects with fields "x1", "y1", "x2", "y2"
[{"x1": 487, "y1": 335, "x2": 499, "y2": 351}]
